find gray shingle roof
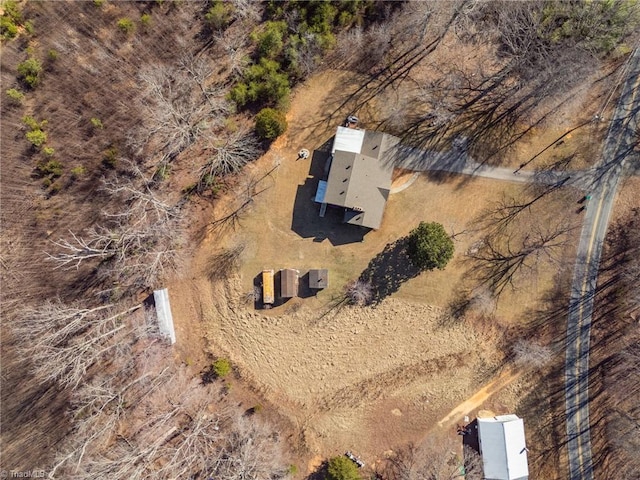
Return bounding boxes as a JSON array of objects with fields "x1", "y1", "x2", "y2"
[{"x1": 322, "y1": 128, "x2": 396, "y2": 229}]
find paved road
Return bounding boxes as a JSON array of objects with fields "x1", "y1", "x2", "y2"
[{"x1": 565, "y1": 47, "x2": 640, "y2": 480}]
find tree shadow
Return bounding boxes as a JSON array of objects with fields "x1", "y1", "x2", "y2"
[
  {"x1": 291, "y1": 146, "x2": 369, "y2": 246},
  {"x1": 298, "y1": 271, "x2": 318, "y2": 299},
  {"x1": 358, "y1": 237, "x2": 421, "y2": 303},
  {"x1": 305, "y1": 461, "x2": 328, "y2": 480}
]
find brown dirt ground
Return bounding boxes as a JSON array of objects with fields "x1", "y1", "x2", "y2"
[{"x1": 166, "y1": 69, "x2": 590, "y2": 477}]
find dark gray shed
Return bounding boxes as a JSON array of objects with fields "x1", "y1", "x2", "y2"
[
  {"x1": 309, "y1": 269, "x2": 328, "y2": 289},
  {"x1": 280, "y1": 269, "x2": 299, "y2": 298}
]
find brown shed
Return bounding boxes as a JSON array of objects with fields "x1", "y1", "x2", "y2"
[
  {"x1": 280, "y1": 269, "x2": 299, "y2": 298},
  {"x1": 309, "y1": 269, "x2": 328, "y2": 289}
]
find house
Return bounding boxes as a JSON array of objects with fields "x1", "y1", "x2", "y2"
[
  {"x1": 280, "y1": 268, "x2": 299, "y2": 298},
  {"x1": 309, "y1": 269, "x2": 328, "y2": 289},
  {"x1": 315, "y1": 126, "x2": 397, "y2": 230},
  {"x1": 153, "y1": 288, "x2": 176, "y2": 344},
  {"x1": 477, "y1": 414, "x2": 529, "y2": 480}
]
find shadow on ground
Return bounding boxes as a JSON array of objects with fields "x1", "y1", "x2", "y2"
[
  {"x1": 291, "y1": 143, "x2": 369, "y2": 246},
  {"x1": 359, "y1": 237, "x2": 421, "y2": 303}
]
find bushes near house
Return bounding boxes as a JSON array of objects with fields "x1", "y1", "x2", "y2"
[{"x1": 255, "y1": 108, "x2": 287, "y2": 140}]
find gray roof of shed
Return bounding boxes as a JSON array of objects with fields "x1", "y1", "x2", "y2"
[
  {"x1": 322, "y1": 128, "x2": 396, "y2": 229},
  {"x1": 309, "y1": 269, "x2": 328, "y2": 288}
]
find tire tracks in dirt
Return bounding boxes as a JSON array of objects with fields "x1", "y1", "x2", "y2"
[
  {"x1": 318, "y1": 351, "x2": 470, "y2": 411},
  {"x1": 436, "y1": 367, "x2": 521, "y2": 427}
]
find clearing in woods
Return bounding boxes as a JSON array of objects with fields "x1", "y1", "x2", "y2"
[{"x1": 167, "y1": 67, "x2": 602, "y2": 476}]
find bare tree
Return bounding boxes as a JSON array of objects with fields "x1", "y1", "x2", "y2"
[
  {"x1": 382, "y1": 437, "x2": 460, "y2": 480},
  {"x1": 204, "y1": 416, "x2": 289, "y2": 480},
  {"x1": 471, "y1": 220, "x2": 574, "y2": 295},
  {"x1": 13, "y1": 301, "x2": 145, "y2": 389},
  {"x1": 345, "y1": 279, "x2": 374, "y2": 306},
  {"x1": 132, "y1": 57, "x2": 231, "y2": 166},
  {"x1": 100, "y1": 162, "x2": 179, "y2": 223},
  {"x1": 206, "y1": 243, "x2": 246, "y2": 281},
  {"x1": 512, "y1": 339, "x2": 554, "y2": 369},
  {"x1": 206, "y1": 164, "x2": 279, "y2": 232},
  {"x1": 199, "y1": 128, "x2": 261, "y2": 190},
  {"x1": 46, "y1": 163, "x2": 182, "y2": 290},
  {"x1": 463, "y1": 444, "x2": 484, "y2": 480},
  {"x1": 49, "y1": 356, "x2": 290, "y2": 480}
]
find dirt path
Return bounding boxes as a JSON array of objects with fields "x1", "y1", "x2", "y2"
[{"x1": 436, "y1": 368, "x2": 521, "y2": 427}]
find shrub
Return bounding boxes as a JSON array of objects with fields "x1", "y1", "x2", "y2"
[
  {"x1": 154, "y1": 163, "x2": 170, "y2": 181},
  {"x1": 140, "y1": 13, "x2": 151, "y2": 27},
  {"x1": 103, "y1": 146, "x2": 118, "y2": 168},
  {"x1": 255, "y1": 107, "x2": 287, "y2": 140},
  {"x1": 22, "y1": 115, "x2": 43, "y2": 131},
  {"x1": 205, "y1": 1, "x2": 233, "y2": 30},
  {"x1": 37, "y1": 159, "x2": 63, "y2": 178},
  {"x1": 1, "y1": 16, "x2": 19, "y2": 39},
  {"x1": 23, "y1": 20, "x2": 34, "y2": 35},
  {"x1": 117, "y1": 17, "x2": 135, "y2": 34},
  {"x1": 212, "y1": 358, "x2": 232, "y2": 378},
  {"x1": 253, "y1": 21, "x2": 287, "y2": 59},
  {"x1": 6, "y1": 88, "x2": 24, "y2": 103},
  {"x1": 232, "y1": 58, "x2": 291, "y2": 107},
  {"x1": 26, "y1": 129, "x2": 47, "y2": 147},
  {"x1": 0, "y1": 0, "x2": 21, "y2": 39},
  {"x1": 42, "y1": 146, "x2": 55, "y2": 157},
  {"x1": 197, "y1": 173, "x2": 222, "y2": 196},
  {"x1": 48, "y1": 181, "x2": 62, "y2": 195},
  {"x1": 17, "y1": 57, "x2": 43, "y2": 88},
  {"x1": 23, "y1": 116, "x2": 48, "y2": 147},
  {"x1": 47, "y1": 49, "x2": 58, "y2": 61},
  {"x1": 93, "y1": 0, "x2": 105, "y2": 6},
  {"x1": 327, "y1": 456, "x2": 361, "y2": 480},
  {"x1": 90, "y1": 117, "x2": 104, "y2": 129},
  {"x1": 407, "y1": 221, "x2": 455, "y2": 271},
  {"x1": 70, "y1": 165, "x2": 86, "y2": 178}
]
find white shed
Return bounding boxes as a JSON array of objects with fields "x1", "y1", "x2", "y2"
[
  {"x1": 153, "y1": 288, "x2": 176, "y2": 345},
  {"x1": 477, "y1": 414, "x2": 529, "y2": 480}
]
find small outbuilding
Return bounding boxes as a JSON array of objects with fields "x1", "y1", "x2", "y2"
[
  {"x1": 280, "y1": 269, "x2": 299, "y2": 298},
  {"x1": 262, "y1": 269, "x2": 275, "y2": 306},
  {"x1": 153, "y1": 288, "x2": 176, "y2": 345},
  {"x1": 309, "y1": 269, "x2": 328, "y2": 289},
  {"x1": 477, "y1": 414, "x2": 529, "y2": 480}
]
